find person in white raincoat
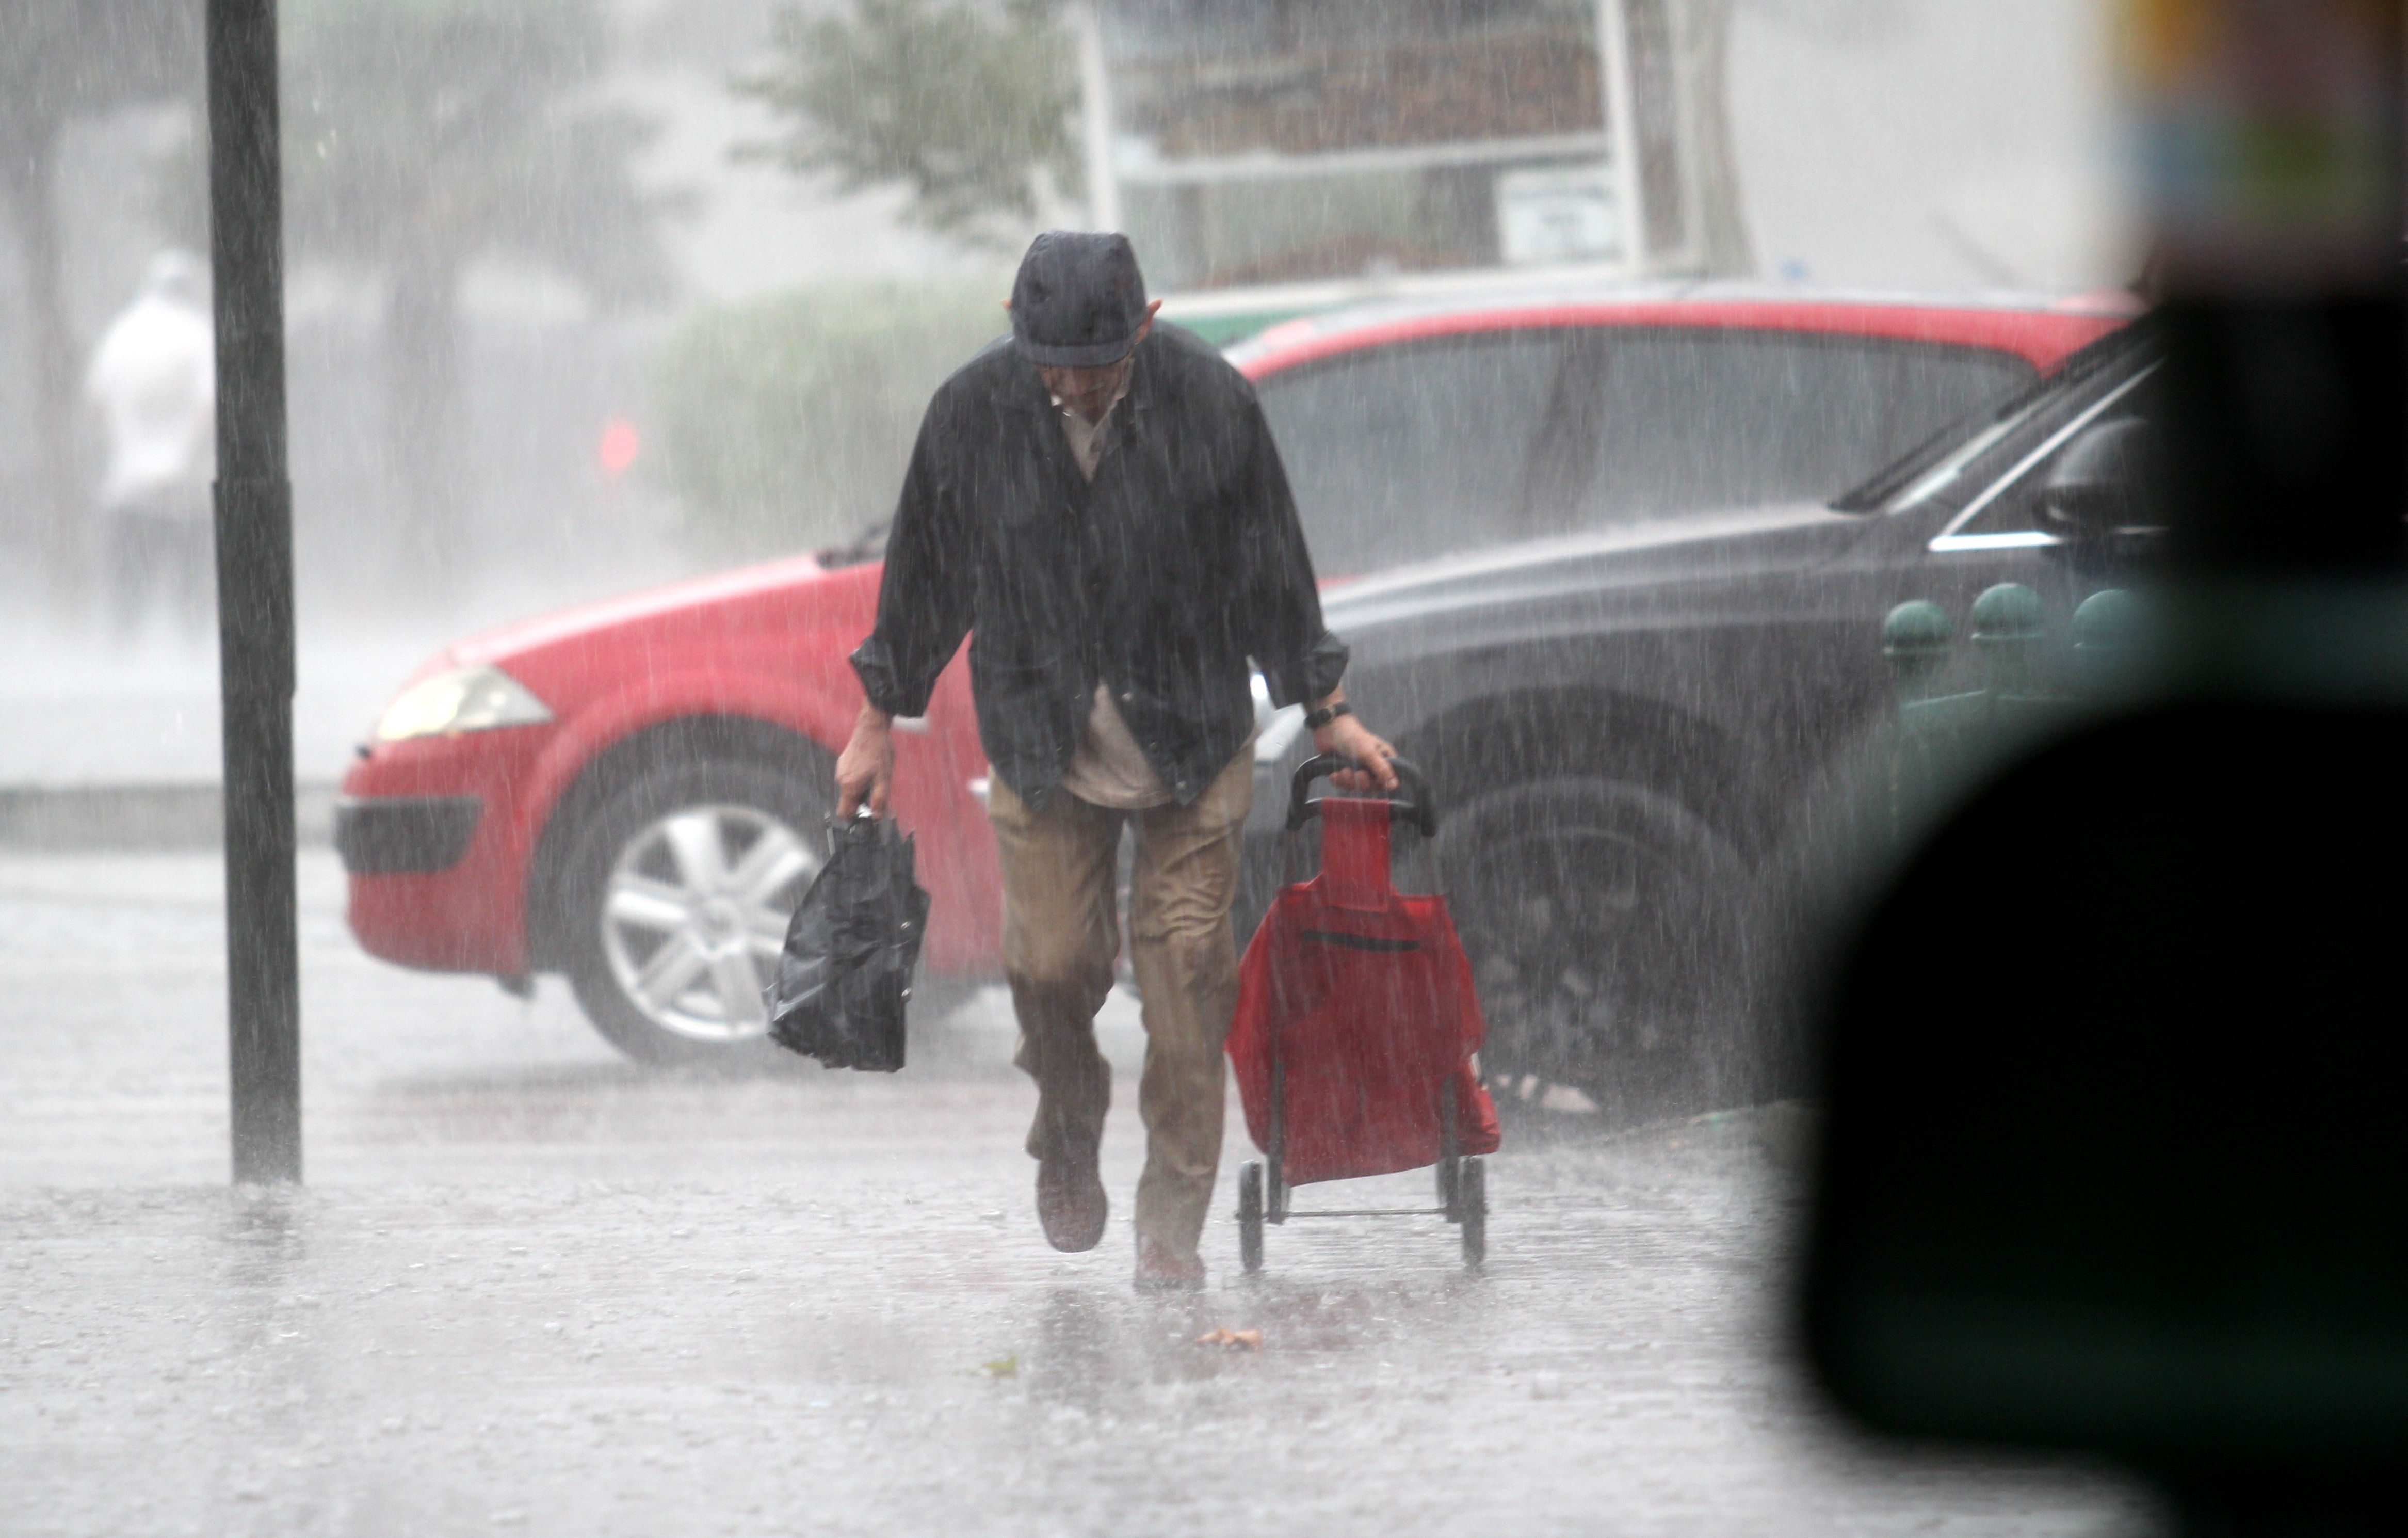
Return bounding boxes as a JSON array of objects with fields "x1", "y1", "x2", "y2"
[{"x1": 85, "y1": 250, "x2": 216, "y2": 638}]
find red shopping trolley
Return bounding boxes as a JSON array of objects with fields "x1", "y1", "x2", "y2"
[{"x1": 1226, "y1": 755, "x2": 1500, "y2": 1271}]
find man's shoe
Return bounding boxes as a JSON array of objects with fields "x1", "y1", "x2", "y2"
[
  {"x1": 1036, "y1": 1157, "x2": 1107, "y2": 1253},
  {"x1": 1134, "y1": 1236, "x2": 1206, "y2": 1292}
]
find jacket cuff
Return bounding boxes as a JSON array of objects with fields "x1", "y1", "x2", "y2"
[
  {"x1": 848, "y1": 637, "x2": 931, "y2": 719},
  {"x1": 1264, "y1": 631, "x2": 1350, "y2": 708}
]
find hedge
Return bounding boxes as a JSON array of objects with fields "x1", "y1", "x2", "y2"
[{"x1": 650, "y1": 281, "x2": 1011, "y2": 560}]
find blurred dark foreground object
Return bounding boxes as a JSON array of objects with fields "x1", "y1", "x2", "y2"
[
  {"x1": 1802, "y1": 2, "x2": 2407, "y2": 1524},
  {"x1": 766, "y1": 815, "x2": 929, "y2": 1072},
  {"x1": 1804, "y1": 346, "x2": 2408, "y2": 1509},
  {"x1": 1803, "y1": 541, "x2": 2408, "y2": 1530},
  {"x1": 1805, "y1": 693, "x2": 2408, "y2": 1460}
]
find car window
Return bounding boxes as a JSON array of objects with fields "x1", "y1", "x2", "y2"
[
  {"x1": 1553, "y1": 333, "x2": 2032, "y2": 532},
  {"x1": 1945, "y1": 365, "x2": 2164, "y2": 540},
  {"x1": 1860, "y1": 318, "x2": 2158, "y2": 516},
  {"x1": 1258, "y1": 326, "x2": 2033, "y2": 575},
  {"x1": 1254, "y1": 332, "x2": 1575, "y2": 576}
]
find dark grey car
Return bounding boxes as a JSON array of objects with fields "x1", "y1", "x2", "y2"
[{"x1": 1243, "y1": 317, "x2": 2160, "y2": 1120}]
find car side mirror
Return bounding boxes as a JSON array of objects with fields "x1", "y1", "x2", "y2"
[{"x1": 2040, "y1": 417, "x2": 2163, "y2": 540}]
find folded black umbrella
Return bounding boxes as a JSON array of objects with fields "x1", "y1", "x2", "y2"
[{"x1": 765, "y1": 813, "x2": 929, "y2": 1072}]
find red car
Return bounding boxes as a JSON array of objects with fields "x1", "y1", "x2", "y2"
[{"x1": 337, "y1": 285, "x2": 2128, "y2": 1066}]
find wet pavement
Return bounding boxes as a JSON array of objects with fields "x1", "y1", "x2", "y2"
[{"x1": 2, "y1": 851, "x2": 2165, "y2": 1537}]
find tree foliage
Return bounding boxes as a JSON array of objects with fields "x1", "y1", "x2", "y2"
[
  {"x1": 651, "y1": 285, "x2": 1008, "y2": 560},
  {"x1": 281, "y1": 0, "x2": 676, "y2": 307},
  {"x1": 0, "y1": 0, "x2": 201, "y2": 582},
  {"x1": 739, "y1": 0, "x2": 1082, "y2": 247},
  {"x1": 278, "y1": 0, "x2": 679, "y2": 578},
  {"x1": 0, "y1": 2, "x2": 197, "y2": 149}
]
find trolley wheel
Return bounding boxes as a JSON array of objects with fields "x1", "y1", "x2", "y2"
[
  {"x1": 1437, "y1": 1155, "x2": 1461, "y2": 1221},
  {"x1": 1459, "y1": 1157, "x2": 1488, "y2": 1266},
  {"x1": 1238, "y1": 1161, "x2": 1266, "y2": 1274}
]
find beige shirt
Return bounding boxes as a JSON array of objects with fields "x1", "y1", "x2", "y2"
[{"x1": 1051, "y1": 378, "x2": 1177, "y2": 810}]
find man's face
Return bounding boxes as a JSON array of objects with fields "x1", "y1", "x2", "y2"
[
  {"x1": 1038, "y1": 356, "x2": 1134, "y2": 423},
  {"x1": 1026, "y1": 299, "x2": 1161, "y2": 423}
]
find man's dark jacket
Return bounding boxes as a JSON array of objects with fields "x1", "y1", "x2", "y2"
[{"x1": 850, "y1": 323, "x2": 1347, "y2": 809}]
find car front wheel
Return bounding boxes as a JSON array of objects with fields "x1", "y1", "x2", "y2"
[
  {"x1": 1436, "y1": 776, "x2": 1752, "y2": 1124},
  {"x1": 558, "y1": 757, "x2": 827, "y2": 1067}
]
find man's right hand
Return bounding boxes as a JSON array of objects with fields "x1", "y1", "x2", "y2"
[{"x1": 835, "y1": 703, "x2": 895, "y2": 818}]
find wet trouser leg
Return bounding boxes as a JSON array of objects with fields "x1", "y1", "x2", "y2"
[
  {"x1": 989, "y1": 779, "x2": 1122, "y2": 1171},
  {"x1": 1127, "y1": 750, "x2": 1253, "y2": 1262}
]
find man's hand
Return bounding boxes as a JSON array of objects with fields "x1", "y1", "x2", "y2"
[
  {"x1": 1311, "y1": 694, "x2": 1397, "y2": 793},
  {"x1": 835, "y1": 702, "x2": 895, "y2": 818}
]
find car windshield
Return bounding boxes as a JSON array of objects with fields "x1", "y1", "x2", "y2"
[
  {"x1": 1256, "y1": 325, "x2": 2034, "y2": 574},
  {"x1": 1833, "y1": 316, "x2": 2163, "y2": 515}
]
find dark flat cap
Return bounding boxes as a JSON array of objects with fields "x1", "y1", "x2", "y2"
[{"x1": 1010, "y1": 231, "x2": 1149, "y2": 367}]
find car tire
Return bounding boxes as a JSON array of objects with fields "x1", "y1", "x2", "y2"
[
  {"x1": 1434, "y1": 776, "x2": 1752, "y2": 1124},
  {"x1": 557, "y1": 755, "x2": 831, "y2": 1069}
]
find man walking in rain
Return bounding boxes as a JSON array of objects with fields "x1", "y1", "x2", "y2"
[
  {"x1": 86, "y1": 250, "x2": 216, "y2": 640},
  {"x1": 837, "y1": 232, "x2": 1395, "y2": 1290}
]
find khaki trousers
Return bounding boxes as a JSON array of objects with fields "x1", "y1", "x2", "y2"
[{"x1": 988, "y1": 749, "x2": 1253, "y2": 1261}]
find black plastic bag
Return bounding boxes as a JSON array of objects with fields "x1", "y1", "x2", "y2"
[{"x1": 765, "y1": 813, "x2": 930, "y2": 1071}]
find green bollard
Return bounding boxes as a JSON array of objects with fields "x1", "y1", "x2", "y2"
[
  {"x1": 1883, "y1": 600, "x2": 1955, "y2": 705},
  {"x1": 1970, "y1": 583, "x2": 2046, "y2": 701},
  {"x1": 2072, "y1": 588, "x2": 2142, "y2": 695},
  {"x1": 1882, "y1": 599, "x2": 1961, "y2": 839}
]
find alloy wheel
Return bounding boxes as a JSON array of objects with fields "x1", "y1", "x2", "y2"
[
  {"x1": 597, "y1": 803, "x2": 818, "y2": 1043},
  {"x1": 1440, "y1": 779, "x2": 1743, "y2": 1117},
  {"x1": 1458, "y1": 826, "x2": 1672, "y2": 1086}
]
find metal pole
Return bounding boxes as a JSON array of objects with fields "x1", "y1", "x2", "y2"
[
  {"x1": 206, "y1": 0, "x2": 300, "y2": 1184},
  {"x1": 1595, "y1": 0, "x2": 1649, "y2": 274},
  {"x1": 1074, "y1": 4, "x2": 1120, "y2": 233}
]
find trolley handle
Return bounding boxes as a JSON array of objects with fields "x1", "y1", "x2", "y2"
[{"x1": 1284, "y1": 753, "x2": 1437, "y2": 838}]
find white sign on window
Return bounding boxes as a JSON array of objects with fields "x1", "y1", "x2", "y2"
[{"x1": 1496, "y1": 164, "x2": 1622, "y2": 266}]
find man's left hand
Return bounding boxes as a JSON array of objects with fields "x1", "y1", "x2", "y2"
[{"x1": 1316, "y1": 712, "x2": 1398, "y2": 793}]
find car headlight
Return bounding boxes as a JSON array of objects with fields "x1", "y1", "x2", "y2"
[{"x1": 374, "y1": 664, "x2": 554, "y2": 743}]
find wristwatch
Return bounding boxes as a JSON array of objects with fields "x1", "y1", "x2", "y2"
[{"x1": 1304, "y1": 701, "x2": 1354, "y2": 731}]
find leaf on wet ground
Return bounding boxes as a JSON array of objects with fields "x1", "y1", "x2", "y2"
[{"x1": 1194, "y1": 1328, "x2": 1263, "y2": 1350}]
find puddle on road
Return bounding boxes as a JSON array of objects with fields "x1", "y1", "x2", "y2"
[{"x1": 2, "y1": 1111, "x2": 2156, "y2": 1537}]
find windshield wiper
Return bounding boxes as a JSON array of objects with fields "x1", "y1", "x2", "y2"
[
  {"x1": 817, "y1": 520, "x2": 891, "y2": 569},
  {"x1": 1829, "y1": 313, "x2": 2164, "y2": 515}
]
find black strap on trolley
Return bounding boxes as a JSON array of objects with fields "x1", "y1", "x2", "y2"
[
  {"x1": 1278, "y1": 752, "x2": 1439, "y2": 888},
  {"x1": 1283, "y1": 752, "x2": 1437, "y2": 833}
]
